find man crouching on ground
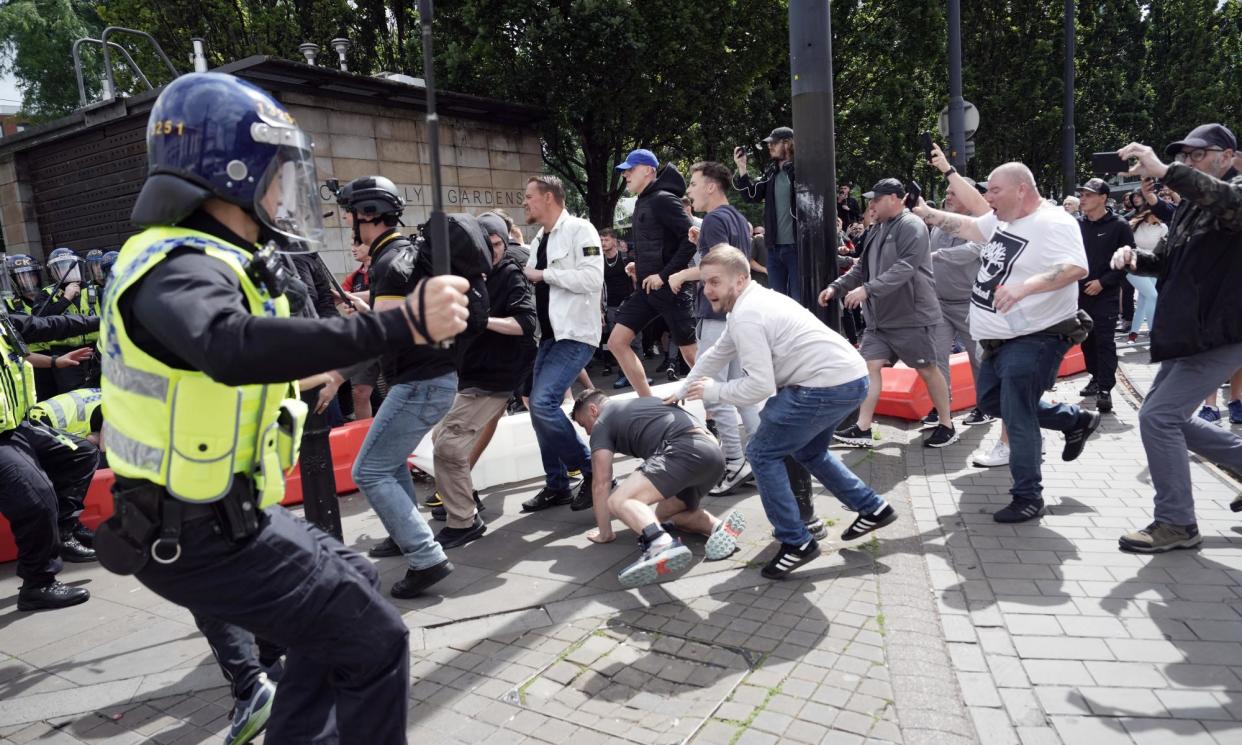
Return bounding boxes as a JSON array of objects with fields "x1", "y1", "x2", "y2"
[{"x1": 572, "y1": 390, "x2": 746, "y2": 588}]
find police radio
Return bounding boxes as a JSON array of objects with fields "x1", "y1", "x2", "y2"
[{"x1": 249, "y1": 243, "x2": 292, "y2": 299}]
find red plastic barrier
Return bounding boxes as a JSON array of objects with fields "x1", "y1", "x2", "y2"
[
  {"x1": 0, "y1": 418, "x2": 378, "y2": 563},
  {"x1": 876, "y1": 345, "x2": 1086, "y2": 421},
  {"x1": 874, "y1": 352, "x2": 977, "y2": 420}
]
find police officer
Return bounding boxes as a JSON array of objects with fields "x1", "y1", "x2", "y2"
[
  {"x1": 95, "y1": 72, "x2": 470, "y2": 744},
  {"x1": 0, "y1": 262, "x2": 100, "y2": 611},
  {"x1": 7, "y1": 254, "x2": 59, "y2": 399},
  {"x1": 337, "y1": 175, "x2": 490, "y2": 597},
  {"x1": 36, "y1": 248, "x2": 97, "y2": 393},
  {"x1": 27, "y1": 387, "x2": 103, "y2": 443}
]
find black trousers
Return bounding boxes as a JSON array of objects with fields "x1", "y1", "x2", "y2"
[
  {"x1": 1081, "y1": 295, "x2": 1119, "y2": 392},
  {"x1": 195, "y1": 613, "x2": 286, "y2": 701},
  {"x1": 1120, "y1": 280, "x2": 1135, "y2": 325},
  {"x1": 0, "y1": 422, "x2": 96, "y2": 587},
  {"x1": 785, "y1": 457, "x2": 815, "y2": 521},
  {"x1": 135, "y1": 505, "x2": 408, "y2": 744}
]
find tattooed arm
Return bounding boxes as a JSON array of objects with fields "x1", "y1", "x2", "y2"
[
  {"x1": 993, "y1": 262, "x2": 1088, "y2": 313},
  {"x1": 912, "y1": 203, "x2": 987, "y2": 243}
]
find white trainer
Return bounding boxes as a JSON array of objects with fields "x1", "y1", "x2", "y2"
[{"x1": 972, "y1": 441, "x2": 1010, "y2": 468}]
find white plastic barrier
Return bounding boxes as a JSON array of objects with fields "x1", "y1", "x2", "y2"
[{"x1": 409, "y1": 381, "x2": 706, "y2": 489}]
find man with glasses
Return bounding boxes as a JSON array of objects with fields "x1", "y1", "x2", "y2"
[{"x1": 1110, "y1": 124, "x2": 1242, "y2": 552}]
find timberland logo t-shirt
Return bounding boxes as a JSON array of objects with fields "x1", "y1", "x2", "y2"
[{"x1": 968, "y1": 205, "x2": 1088, "y2": 341}]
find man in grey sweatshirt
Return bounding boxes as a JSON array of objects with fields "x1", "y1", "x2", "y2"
[{"x1": 819, "y1": 179, "x2": 958, "y2": 449}]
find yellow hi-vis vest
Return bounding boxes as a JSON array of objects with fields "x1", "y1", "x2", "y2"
[
  {"x1": 28, "y1": 387, "x2": 102, "y2": 437},
  {"x1": 100, "y1": 227, "x2": 306, "y2": 508},
  {"x1": 0, "y1": 318, "x2": 36, "y2": 433}
]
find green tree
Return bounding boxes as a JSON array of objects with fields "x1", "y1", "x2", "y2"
[{"x1": 0, "y1": 0, "x2": 103, "y2": 119}]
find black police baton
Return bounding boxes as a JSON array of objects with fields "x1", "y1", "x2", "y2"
[{"x1": 418, "y1": 0, "x2": 454, "y2": 350}]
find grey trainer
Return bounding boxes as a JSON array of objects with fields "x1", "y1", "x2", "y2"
[{"x1": 1118, "y1": 522, "x2": 1202, "y2": 553}]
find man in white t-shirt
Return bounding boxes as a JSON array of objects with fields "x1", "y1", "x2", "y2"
[{"x1": 913, "y1": 163, "x2": 1102, "y2": 523}]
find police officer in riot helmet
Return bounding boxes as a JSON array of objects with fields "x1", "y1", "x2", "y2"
[
  {"x1": 36, "y1": 247, "x2": 98, "y2": 393},
  {"x1": 0, "y1": 255, "x2": 101, "y2": 612},
  {"x1": 95, "y1": 71, "x2": 470, "y2": 745},
  {"x1": 4, "y1": 254, "x2": 42, "y2": 313}
]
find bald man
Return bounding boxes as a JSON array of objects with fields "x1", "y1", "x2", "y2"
[{"x1": 913, "y1": 163, "x2": 1102, "y2": 524}]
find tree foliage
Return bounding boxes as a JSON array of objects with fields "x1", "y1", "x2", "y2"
[{"x1": 3, "y1": 0, "x2": 1242, "y2": 215}]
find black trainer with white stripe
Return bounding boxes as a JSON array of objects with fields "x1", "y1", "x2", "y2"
[
  {"x1": 841, "y1": 505, "x2": 897, "y2": 541},
  {"x1": 760, "y1": 539, "x2": 821, "y2": 579}
]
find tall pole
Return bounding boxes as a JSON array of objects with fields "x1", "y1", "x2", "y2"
[
  {"x1": 1062, "y1": 0, "x2": 1076, "y2": 198},
  {"x1": 947, "y1": 0, "x2": 967, "y2": 172},
  {"x1": 789, "y1": 0, "x2": 838, "y2": 329},
  {"x1": 418, "y1": 0, "x2": 450, "y2": 278}
]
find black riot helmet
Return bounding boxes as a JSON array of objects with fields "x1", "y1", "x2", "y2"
[
  {"x1": 6, "y1": 254, "x2": 41, "y2": 299},
  {"x1": 336, "y1": 176, "x2": 404, "y2": 245}
]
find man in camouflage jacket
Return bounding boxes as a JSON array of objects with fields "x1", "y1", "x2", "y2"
[{"x1": 1112, "y1": 124, "x2": 1242, "y2": 553}]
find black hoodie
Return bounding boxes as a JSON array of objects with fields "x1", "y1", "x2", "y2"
[
  {"x1": 628, "y1": 164, "x2": 697, "y2": 282},
  {"x1": 1077, "y1": 207, "x2": 1133, "y2": 300},
  {"x1": 458, "y1": 247, "x2": 537, "y2": 392}
]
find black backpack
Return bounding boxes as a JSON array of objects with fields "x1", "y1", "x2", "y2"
[{"x1": 420, "y1": 213, "x2": 492, "y2": 278}]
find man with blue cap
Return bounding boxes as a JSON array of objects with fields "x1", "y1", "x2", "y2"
[{"x1": 606, "y1": 148, "x2": 699, "y2": 398}]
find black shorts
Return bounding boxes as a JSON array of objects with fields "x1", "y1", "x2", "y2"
[
  {"x1": 614, "y1": 285, "x2": 697, "y2": 347},
  {"x1": 639, "y1": 432, "x2": 725, "y2": 510}
]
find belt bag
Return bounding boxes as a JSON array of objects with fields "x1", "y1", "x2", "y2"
[
  {"x1": 94, "y1": 485, "x2": 161, "y2": 576},
  {"x1": 979, "y1": 310, "x2": 1094, "y2": 359}
]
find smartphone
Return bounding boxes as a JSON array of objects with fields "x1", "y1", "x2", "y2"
[
  {"x1": 1091, "y1": 152, "x2": 1128, "y2": 175},
  {"x1": 904, "y1": 180, "x2": 922, "y2": 210},
  {"x1": 919, "y1": 132, "x2": 934, "y2": 160}
]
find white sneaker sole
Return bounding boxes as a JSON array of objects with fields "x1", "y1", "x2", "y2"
[
  {"x1": 972, "y1": 455, "x2": 1009, "y2": 468},
  {"x1": 833, "y1": 435, "x2": 875, "y2": 448},
  {"x1": 618, "y1": 544, "x2": 693, "y2": 588},
  {"x1": 705, "y1": 510, "x2": 746, "y2": 560},
  {"x1": 924, "y1": 430, "x2": 961, "y2": 448}
]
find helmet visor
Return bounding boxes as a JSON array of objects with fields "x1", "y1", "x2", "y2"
[
  {"x1": 47, "y1": 255, "x2": 81, "y2": 285},
  {"x1": 88, "y1": 260, "x2": 106, "y2": 286},
  {"x1": 254, "y1": 132, "x2": 325, "y2": 252},
  {"x1": 13, "y1": 267, "x2": 40, "y2": 296}
]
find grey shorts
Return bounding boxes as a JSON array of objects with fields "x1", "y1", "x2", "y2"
[
  {"x1": 859, "y1": 326, "x2": 938, "y2": 369},
  {"x1": 351, "y1": 361, "x2": 381, "y2": 388},
  {"x1": 639, "y1": 432, "x2": 725, "y2": 510}
]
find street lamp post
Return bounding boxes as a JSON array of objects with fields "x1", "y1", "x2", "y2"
[{"x1": 1062, "y1": 0, "x2": 1076, "y2": 197}]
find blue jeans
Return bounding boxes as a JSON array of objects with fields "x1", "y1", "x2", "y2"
[
  {"x1": 531, "y1": 339, "x2": 593, "y2": 490},
  {"x1": 767, "y1": 243, "x2": 800, "y2": 303},
  {"x1": 1127, "y1": 274, "x2": 1157, "y2": 334},
  {"x1": 974, "y1": 335, "x2": 1083, "y2": 501},
  {"x1": 746, "y1": 378, "x2": 884, "y2": 544},
  {"x1": 352, "y1": 373, "x2": 457, "y2": 570}
]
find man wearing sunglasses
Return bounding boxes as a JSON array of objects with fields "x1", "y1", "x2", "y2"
[{"x1": 1111, "y1": 124, "x2": 1242, "y2": 553}]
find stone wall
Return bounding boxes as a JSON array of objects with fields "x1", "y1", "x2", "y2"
[{"x1": 281, "y1": 92, "x2": 543, "y2": 277}]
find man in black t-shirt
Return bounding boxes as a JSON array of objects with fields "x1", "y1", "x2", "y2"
[
  {"x1": 572, "y1": 391, "x2": 745, "y2": 588},
  {"x1": 599, "y1": 228, "x2": 645, "y2": 386}
]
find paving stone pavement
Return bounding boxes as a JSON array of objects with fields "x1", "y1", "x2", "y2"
[{"x1": 1, "y1": 345, "x2": 1238, "y2": 744}]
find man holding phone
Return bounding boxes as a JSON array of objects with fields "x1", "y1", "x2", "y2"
[{"x1": 733, "y1": 128, "x2": 800, "y2": 301}]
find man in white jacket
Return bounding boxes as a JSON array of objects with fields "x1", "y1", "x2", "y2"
[
  {"x1": 520, "y1": 175, "x2": 606, "y2": 512},
  {"x1": 668, "y1": 246, "x2": 897, "y2": 580}
]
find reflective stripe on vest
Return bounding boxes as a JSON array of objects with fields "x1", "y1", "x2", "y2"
[
  {"x1": 100, "y1": 227, "x2": 303, "y2": 507},
  {"x1": 0, "y1": 320, "x2": 36, "y2": 432},
  {"x1": 28, "y1": 387, "x2": 101, "y2": 437}
]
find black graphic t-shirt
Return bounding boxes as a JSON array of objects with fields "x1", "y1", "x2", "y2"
[{"x1": 968, "y1": 206, "x2": 1088, "y2": 341}]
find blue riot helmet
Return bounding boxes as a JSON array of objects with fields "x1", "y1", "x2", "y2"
[
  {"x1": 100, "y1": 251, "x2": 119, "y2": 286},
  {"x1": 130, "y1": 72, "x2": 324, "y2": 251},
  {"x1": 46, "y1": 247, "x2": 82, "y2": 285},
  {"x1": 85, "y1": 249, "x2": 105, "y2": 285},
  {"x1": 6, "y1": 254, "x2": 41, "y2": 298}
]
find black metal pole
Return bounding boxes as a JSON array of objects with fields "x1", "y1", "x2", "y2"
[
  {"x1": 789, "y1": 0, "x2": 838, "y2": 329},
  {"x1": 947, "y1": 0, "x2": 967, "y2": 172},
  {"x1": 1062, "y1": 0, "x2": 1076, "y2": 198},
  {"x1": 297, "y1": 396, "x2": 342, "y2": 540},
  {"x1": 418, "y1": 0, "x2": 450, "y2": 277}
]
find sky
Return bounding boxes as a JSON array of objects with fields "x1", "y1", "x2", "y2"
[{"x1": 0, "y1": 70, "x2": 20, "y2": 109}]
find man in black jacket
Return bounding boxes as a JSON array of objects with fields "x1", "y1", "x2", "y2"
[
  {"x1": 606, "y1": 149, "x2": 698, "y2": 398},
  {"x1": 734, "y1": 127, "x2": 799, "y2": 300},
  {"x1": 1113, "y1": 124, "x2": 1242, "y2": 553},
  {"x1": 1075, "y1": 178, "x2": 1134, "y2": 415},
  {"x1": 429, "y1": 213, "x2": 536, "y2": 549}
]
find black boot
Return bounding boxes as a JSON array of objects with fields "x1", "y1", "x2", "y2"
[
  {"x1": 17, "y1": 581, "x2": 90, "y2": 612},
  {"x1": 390, "y1": 559, "x2": 454, "y2": 599}
]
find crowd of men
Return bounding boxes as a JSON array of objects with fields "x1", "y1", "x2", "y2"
[{"x1": 2, "y1": 64, "x2": 1242, "y2": 743}]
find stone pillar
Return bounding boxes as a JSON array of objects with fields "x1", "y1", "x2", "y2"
[{"x1": 0, "y1": 153, "x2": 43, "y2": 257}]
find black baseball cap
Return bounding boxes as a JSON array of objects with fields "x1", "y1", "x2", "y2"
[
  {"x1": 762, "y1": 127, "x2": 794, "y2": 144},
  {"x1": 1164, "y1": 123, "x2": 1237, "y2": 157},
  {"x1": 863, "y1": 178, "x2": 905, "y2": 199},
  {"x1": 1078, "y1": 178, "x2": 1110, "y2": 196}
]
